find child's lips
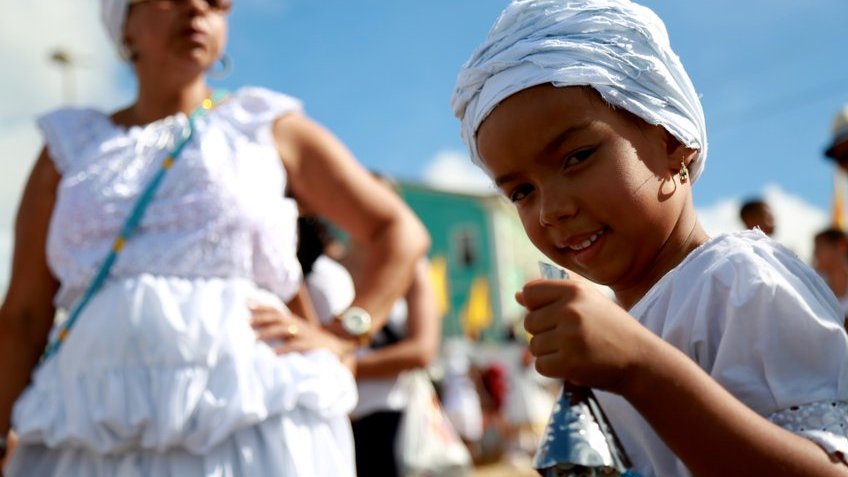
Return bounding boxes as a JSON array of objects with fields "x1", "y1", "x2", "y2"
[
  {"x1": 557, "y1": 227, "x2": 608, "y2": 266},
  {"x1": 556, "y1": 227, "x2": 606, "y2": 252}
]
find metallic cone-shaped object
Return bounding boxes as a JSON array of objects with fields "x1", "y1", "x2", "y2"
[
  {"x1": 533, "y1": 388, "x2": 637, "y2": 476},
  {"x1": 534, "y1": 263, "x2": 640, "y2": 477}
]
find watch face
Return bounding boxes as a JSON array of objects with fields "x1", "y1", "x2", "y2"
[{"x1": 342, "y1": 308, "x2": 372, "y2": 336}]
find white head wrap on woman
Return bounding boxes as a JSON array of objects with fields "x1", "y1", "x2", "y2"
[
  {"x1": 101, "y1": 0, "x2": 131, "y2": 59},
  {"x1": 451, "y1": 0, "x2": 708, "y2": 183}
]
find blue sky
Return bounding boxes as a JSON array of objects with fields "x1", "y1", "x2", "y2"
[
  {"x1": 0, "y1": 0, "x2": 846, "y2": 290},
  {"x1": 201, "y1": 0, "x2": 847, "y2": 211}
]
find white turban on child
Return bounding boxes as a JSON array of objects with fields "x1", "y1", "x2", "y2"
[
  {"x1": 451, "y1": 0, "x2": 708, "y2": 183},
  {"x1": 101, "y1": 0, "x2": 131, "y2": 59}
]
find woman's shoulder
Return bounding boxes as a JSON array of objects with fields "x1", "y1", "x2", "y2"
[
  {"x1": 38, "y1": 106, "x2": 111, "y2": 132},
  {"x1": 212, "y1": 86, "x2": 304, "y2": 141},
  {"x1": 37, "y1": 107, "x2": 115, "y2": 173},
  {"x1": 222, "y1": 87, "x2": 304, "y2": 121}
]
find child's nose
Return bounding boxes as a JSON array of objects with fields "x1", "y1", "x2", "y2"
[{"x1": 539, "y1": 187, "x2": 577, "y2": 226}]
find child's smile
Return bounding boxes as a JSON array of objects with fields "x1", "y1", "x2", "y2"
[{"x1": 477, "y1": 84, "x2": 705, "y2": 306}]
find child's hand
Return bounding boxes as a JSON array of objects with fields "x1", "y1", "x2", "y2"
[{"x1": 517, "y1": 279, "x2": 656, "y2": 395}]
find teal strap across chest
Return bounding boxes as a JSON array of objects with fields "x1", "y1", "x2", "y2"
[{"x1": 41, "y1": 90, "x2": 229, "y2": 362}]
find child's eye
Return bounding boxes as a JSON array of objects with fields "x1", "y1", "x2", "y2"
[
  {"x1": 563, "y1": 148, "x2": 595, "y2": 169},
  {"x1": 508, "y1": 184, "x2": 534, "y2": 203}
]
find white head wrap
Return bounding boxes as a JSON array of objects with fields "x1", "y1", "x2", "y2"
[
  {"x1": 451, "y1": 0, "x2": 708, "y2": 183},
  {"x1": 101, "y1": 0, "x2": 131, "y2": 59}
]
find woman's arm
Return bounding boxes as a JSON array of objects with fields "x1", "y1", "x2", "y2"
[
  {"x1": 273, "y1": 114, "x2": 430, "y2": 335},
  {"x1": 355, "y1": 258, "x2": 442, "y2": 379},
  {"x1": 0, "y1": 149, "x2": 61, "y2": 436}
]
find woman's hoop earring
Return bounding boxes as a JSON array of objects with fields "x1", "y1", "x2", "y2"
[
  {"x1": 679, "y1": 160, "x2": 689, "y2": 183},
  {"x1": 208, "y1": 53, "x2": 233, "y2": 80}
]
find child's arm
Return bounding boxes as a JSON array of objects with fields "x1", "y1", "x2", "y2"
[{"x1": 519, "y1": 279, "x2": 848, "y2": 477}]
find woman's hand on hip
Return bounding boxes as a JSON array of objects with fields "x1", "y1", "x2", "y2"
[{"x1": 250, "y1": 304, "x2": 355, "y2": 364}]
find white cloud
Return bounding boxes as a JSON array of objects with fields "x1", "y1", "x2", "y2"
[
  {"x1": 0, "y1": 0, "x2": 129, "y2": 295},
  {"x1": 697, "y1": 183, "x2": 829, "y2": 263},
  {"x1": 421, "y1": 149, "x2": 496, "y2": 195}
]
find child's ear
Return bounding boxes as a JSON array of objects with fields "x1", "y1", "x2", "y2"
[{"x1": 660, "y1": 128, "x2": 697, "y2": 175}]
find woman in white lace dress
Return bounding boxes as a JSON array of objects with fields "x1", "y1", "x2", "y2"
[{"x1": 0, "y1": 0, "x2": 428, "y2": 475}]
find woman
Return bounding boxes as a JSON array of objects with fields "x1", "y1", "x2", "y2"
[{"x1": 0, "y1": 0, "x2": 428, "y2": 475}]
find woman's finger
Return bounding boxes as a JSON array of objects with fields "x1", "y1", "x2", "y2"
[{"x1": 256, "y1": 322, "x2": 302, "y2": 342}]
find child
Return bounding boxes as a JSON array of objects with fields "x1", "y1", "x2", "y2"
[{"x1": 451, "y1": 1, "x2": 848, "y2": 476}]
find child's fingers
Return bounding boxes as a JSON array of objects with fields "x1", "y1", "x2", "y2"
[
  {"x1": 524, "y1": 308, "x2": 558, "y2": 335},
  {"x1": 520, "y1": 280, "x2": 576, "y2": 311},
  {"x1": 534, "y1": 352, "x2": 567, "y2": 379},
  {"x1": 527, "y1": 329, "x2": 561, "y2": 357},
  {"x1": 515, "y1": 290, "x2": 525, "y2": 307}
]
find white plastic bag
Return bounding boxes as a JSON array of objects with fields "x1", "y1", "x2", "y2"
[{"x1": 396, "y1": 370, "x2": 472, "y2": 477}]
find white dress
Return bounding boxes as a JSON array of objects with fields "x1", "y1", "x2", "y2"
[
  {"x1": 6, "y1": 87, "x2": 358, "y2": 477},
  {"x1": 595, "y1": 230, "x2": 848, "y2": 477}
]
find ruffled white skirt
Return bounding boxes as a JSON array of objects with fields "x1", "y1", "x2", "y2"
[{"x1": 7, "y1": 274, "x2": 357, "y2": 477}]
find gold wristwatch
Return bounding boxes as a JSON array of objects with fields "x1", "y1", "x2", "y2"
[{"x1": 337, "y1": 306, "x2": 373, "y2": 346}]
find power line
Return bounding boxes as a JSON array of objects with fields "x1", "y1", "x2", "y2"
[{"x1": 710, "y1": 75, "x2": 848, "y2": 135}]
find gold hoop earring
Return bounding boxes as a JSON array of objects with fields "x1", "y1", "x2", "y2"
[
  {"x1": 208, "y1": 53, "x2": 233, "y2": 80},
  {"x1": 679, "y1": 160, "x2": 689, "y2": 183}
]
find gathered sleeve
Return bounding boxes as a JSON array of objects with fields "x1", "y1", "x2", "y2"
[{"x1": 687, "y1": 246, "x2": 848, "y2": 462}]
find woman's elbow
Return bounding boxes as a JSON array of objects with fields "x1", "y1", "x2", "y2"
[
  {"x1": 414, "y1": 339, "x2": 440, "y2": 368},
  {"x1": 397, "y1": 210, "x2": 430, "y2": 258}
]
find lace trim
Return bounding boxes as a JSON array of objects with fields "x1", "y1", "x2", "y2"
[{"x1": 768, "y1": 400, "x2": 848, "y2": 463}]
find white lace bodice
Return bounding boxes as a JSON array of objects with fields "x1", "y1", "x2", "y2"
[{"x1": 39, "y1": 87, "x2": 303, "y2": 309}]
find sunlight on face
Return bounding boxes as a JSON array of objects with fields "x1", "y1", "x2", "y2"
[
  {"x1": 123, "y1": 1, "x2": 229, "y2": 72},
  {"x1": 476, "y1": 84, "x2": 690, "y2": 294}
]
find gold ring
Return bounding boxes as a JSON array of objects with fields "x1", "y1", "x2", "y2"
[{"x1": 287, "y1": 324, "x2": 299, "y2": 337}]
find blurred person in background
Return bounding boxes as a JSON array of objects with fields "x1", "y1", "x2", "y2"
[
  {"x1": 813, "y1": 227, "x2": 848, "y2": 328},
  {"x1": 739, "y1": 198, "x2": 776, "y2": 236},
  {"x1": 280, "y1": 174, "x2": 442, "y2": 477},
  {"x1": 825, "y1": 105, "x2": 848, "y2": 170}
]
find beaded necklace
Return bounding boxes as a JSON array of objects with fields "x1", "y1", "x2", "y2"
[{"x1": 41, "y1": 89, "x2": 229, "y2": 361}]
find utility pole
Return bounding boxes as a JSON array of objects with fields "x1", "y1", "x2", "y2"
[{"x1": 49, "y1": 48, "x2": 78, "y2": 105}]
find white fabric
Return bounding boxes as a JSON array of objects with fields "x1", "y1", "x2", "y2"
[
  {"x1": 451, "y1": 0, "x2": 707, "y2": 182},
  {"x1": 351, "y1": 300, "x2": 410, "y2": 419},
  {"x1": 10, "y1": 87, "x2": 358, "y2": 477},
  {"x1": 768, "y1": 400, "x2": 848, "y2": 462},
  {"x1": 11, "y1": 278, "x2": 356, "y2": 476},
  {"x1": 504, "y1": 366, "x2": 555, "y2": 427},
  {"x1": 39, "y1": 87, "x2": 304, "y2": 309},
  {"x1": 100, "y1": 0, "x2": 130, "y2": 59},
  {"x1": 594, "y1": 230, "x2": 848, "y2": 477},
  {"x1": 440, "y1": 338, "x2": 483, "y2": 441},
  {"x1": 306, "y1": 255, "x2": 355, "y2": 325}
]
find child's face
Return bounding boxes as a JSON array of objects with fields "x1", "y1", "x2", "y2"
[{"x1": 477, "y1": 84, "x2": 693, "y2": 293}]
